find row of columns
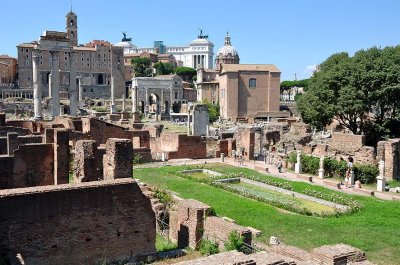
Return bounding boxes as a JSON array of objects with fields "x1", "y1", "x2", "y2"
[
  {"x1": 0, "y1": 91, "x2": 33, "y2": 99},
  {"x1": 32, "y1": 49, "x2": 82, "y2": 119}
]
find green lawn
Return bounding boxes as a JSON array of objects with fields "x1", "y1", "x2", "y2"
[{"x1": 134, "y1": 164, "x2": 400, "y2": 265}]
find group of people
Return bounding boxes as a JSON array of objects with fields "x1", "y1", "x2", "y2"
[
  {"x1": 232, "y1": 149, "x2": 244, "y2": 166},
  {"x1": 338, "y1": 156, "x2": 361, "y2": 189}
]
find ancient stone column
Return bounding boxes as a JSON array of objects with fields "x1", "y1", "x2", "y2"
[
  {"x1": 377, "y1": 160, "x2": 386, "y2": 192},
  {"x1": 131, "y1": 85, "x2": 138, "y2": 113},
  {"x1": 110, "y1": 76, "x2": 116, "y2": 114},
  {"x1": 318, "y1": 155, "x2": 325, "y2": 179},
  {"x1": 69, "y1": 51, "x2": 78, "y2": 116},
  {"x1": 145, "y1": 87, "x2": 149, "y2": 115},
  {"x1": 32, "y1": 49, "x2": 43, "y2": 120},
  {"x1": 50, "y1": 51, "x2": 60, "y2": 117},
  {"x1": 294, "y1": 150, "x2": 302, "y2": 174},
  {"x1": 169, "y1": 85, "x2": 174, "y2": 113},
  {"x1": 103, "y1": 138, "x2": 133, "y2": 180},
  {"x1": 187, "y1": 107, "x2": 191, "y2": 136},
  {"x1": 78, "y1": 76, "x2": 83, "y2": 108}
]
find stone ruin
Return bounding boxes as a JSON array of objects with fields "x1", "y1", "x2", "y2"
[{"x1": 0, "y1": 113, "x2": 157, "y2": 264}]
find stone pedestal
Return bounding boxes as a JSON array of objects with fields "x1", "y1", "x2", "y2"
[
  {"x1": 161, "y1": 152, "x2": 166, "y2": 162},
  {"x1": 349, "y1": 171, "x2": 355, "y2": 186},
  {"x1": 376, "y1": 176, "x2": 386, "y2": 192},
  {"x1": 318, "y1": 169, "x2": 325, "y2": 179},
  {"x1": 221, "y1": 153, "x2": 225, "y2": 162},
  {"x1": 295, "y1": 163, "x2": 302, "y2": 174}
]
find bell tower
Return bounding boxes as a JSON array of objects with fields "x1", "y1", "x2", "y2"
[{"x1": 66, "y1": 11, "x2": 78, "y2": 46}]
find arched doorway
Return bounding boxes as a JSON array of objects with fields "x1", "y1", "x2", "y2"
[{"x1": 148, "y1": 93, "x2": 160, "y2": 114}]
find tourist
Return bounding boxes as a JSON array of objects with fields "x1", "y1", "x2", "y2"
[{"x1": 277, "y1": 158, "x2": 283, "y2": 173}]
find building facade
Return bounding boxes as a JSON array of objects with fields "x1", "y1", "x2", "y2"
[
  {"x1": 115, "y1": 31, "x2": 214, "y2": 69},
  {"x1": 0, "y1": 55, "x2": 17, "y2": 85},
  {"x1": 219, "y1": 64, "x2": 281, "y2": 120},
  {"x1": 17, "y1": 11, "x2": 125, "y2": 103}
]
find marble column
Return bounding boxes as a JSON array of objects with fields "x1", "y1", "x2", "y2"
[
  {"x1": 32, "y1": 50, "x2": 43, "y2": 120},
  {"x1": 50, "y1": 51, "x2": 60, "y2": 117},
  {"x1": 131, "y1": 85, "x2": 138, "y2": 113},
  {"x1": 169, "y1": 86, "x2": 174, "y2": 113},
  {"x1": 145, "y1": 87, "x2": 149, "y2": 115},
  {"x1": 69, "y1": 51, "x2": 78, "y2": 116},
  {"x1": 78, "y1": 76, "x2": 83, "y2": 107},
  {"x1": 110, "y1": 76, "x2": 116, "y2": 114}
]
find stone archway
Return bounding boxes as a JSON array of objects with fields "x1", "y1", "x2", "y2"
[{"x1": 148, "y1": 93, "x2": 160, "y2": 114}]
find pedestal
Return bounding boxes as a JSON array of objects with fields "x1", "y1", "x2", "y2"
[
  {"x1": 221, "y1": 153, "x2": 225, "y2": 162},
  {"x1": 295, "y1": 163, "x2": 302, "y2": 174},
  {"x1": 376, "y1": 176, "x2": 386, "y2": 192},
  {"x1": 318, "y1": 169, "x2": 325, "y2": 179},
  {"x1": 349, "y1": 171, "x2": 355, "y2": 186}
]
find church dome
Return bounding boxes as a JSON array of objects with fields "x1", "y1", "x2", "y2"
[{"x1": 217, "y1": 32, "x2": 239, "y2": 57}]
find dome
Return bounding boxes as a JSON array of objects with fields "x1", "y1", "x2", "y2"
[
  {"x1": 216, "y1": 32, "x2": 239, "y2": 57},
  {"x1": 217, "y1": 45, "x2": 238, "y2": 57}
]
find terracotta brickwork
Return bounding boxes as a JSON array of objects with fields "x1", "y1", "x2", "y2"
[
  {"x1": 103, "y1": 138, "x2": 133, "y2": 180},
  {"x1": 204, "y1": 216, "x2": 252, "y2": 246},
  {"x1": 0, "y1": 179, "x2": 156, "y2": 264}
]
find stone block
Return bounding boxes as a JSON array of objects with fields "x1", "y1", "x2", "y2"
[
  {"x1": 103, "y1": 138, "x2": 133, "y2": 180},
  {"x1": 73, "y1": 140, "x2": 98, "y2": 182}
]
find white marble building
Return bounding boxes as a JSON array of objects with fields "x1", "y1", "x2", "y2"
[{"x1": 115, "y1": 31, "x2": 214, "y2": 69}]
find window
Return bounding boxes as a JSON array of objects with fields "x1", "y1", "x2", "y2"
[{"x1": 249, "y1": 78, "x2": 257, "y2": 88}]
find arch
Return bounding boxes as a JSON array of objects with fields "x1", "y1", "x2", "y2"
[
  {"x1": 148, "y1": 93, "x2": 160, "y2": 114},
  {"x1": 97, "y1": 74, "x2": 104, "y2": 85}
]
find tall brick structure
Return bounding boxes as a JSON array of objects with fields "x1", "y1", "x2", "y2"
[
  {"x1": 0, "y1": 179, "x2": 156, "y2": 264},
  {"x1": 73, "y1": 140, "x2": 98, "y2": 182}
]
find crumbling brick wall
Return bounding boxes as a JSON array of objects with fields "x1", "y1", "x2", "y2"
[
  {"x1": 169, "y1": 199, "x2": 210, "y2": 249},
  {"x1": 152, "y1": 133, "x2": 207, "y2": 160},
  {"x1": 0, "y1": 143, "x2": 54, "y2": 189},
  {"x1": 0, "y1": 179, "x2": 156, "y2": 265},
  {"x1": 73, "y1": 140, "x2": 98, "y2": 182},
  {"x1": 204, "y1": 216, "x2": 252, "y2": 247},
  {"x1": 103, "y1": 138, "x2": 133, "y2": 180}
]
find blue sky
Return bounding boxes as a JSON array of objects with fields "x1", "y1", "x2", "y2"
[{"x1": 2, "y1": 0, "x2": 399, "y2": 80}]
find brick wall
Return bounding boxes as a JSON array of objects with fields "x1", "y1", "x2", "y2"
[
  {"x1": 0, "y1": 143, "x2": 54, "y2": 189},
  {"x1": 330, "y1": 133, "x2": 365, "y2": 152},
  {"x1": 204, "y1": 216, "x2": 252, "y2": 247},
  {"x1": 0, "y1": 179, "x2": 156, "y2": 264}
]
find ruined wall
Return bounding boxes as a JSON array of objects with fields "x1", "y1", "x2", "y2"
[
  {"x1": 103, "y1": 139, "x2": 133, "y2": 180},
  {"x1": 0, "y1": 135, "x2": 43, "y2": 155},
  {"x1": 5, "y1": 120, "x2": 37, "y2": 134},
  {"x1": 330, "y1": 133, "x2": 365, "y2": 153},
  {"x1": 234, "y1": 128, "x2": 255, "y2": 160},
  {"x1": 82, "y1": 118, "x2": 150, "y2": 148},
  {"x1": 169, "y1": 199, "x2": 210, "y2": 249},
  {"x1": 204, "y1": 216, "x2": 252, "y2": 247},
  {"x1": 0, "y1": 143, "x2": 54, "y2": 189},
  {"x1": 0, "y1": 126, "x2": 30, "y2": 137},
  {"x1": 0, "y1": 179, "x2": 156, "y2": 265},
  {"x1": 152, "y1": 133, "x2": 207, "y2": 160}
]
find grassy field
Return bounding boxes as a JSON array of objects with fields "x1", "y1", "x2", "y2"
[{"x1": 135, "y1": 163, "x2": 400, "y2": 265}]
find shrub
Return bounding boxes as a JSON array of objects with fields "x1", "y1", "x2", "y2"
[
  {"x1": 301, "y1": 155, "x2": 320, "y2": 175},
  {"x1": 224, "y1": 231, "x2": 245, "y2": 252},
  {"x1": 153, "y1": 186, "x2": 174, "y2": 207},
  {"x1": 353, "y1": 164, "x2": 379, "y2": 184},
  {"x1": 132, "y1": 153, "x2": 143, "y2": 164},
  {"x1": 324, "y1": 157, "x2": 347, "y2": 178},
  {"x1": 198, "y1": 239, "x2": 219, "y2": 256}
]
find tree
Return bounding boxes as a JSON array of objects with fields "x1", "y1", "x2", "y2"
[
  {"x1": 175, "y1": 66, "x2": 197, "y2": 82},
  {"x1": 131, "y1": 57, "x2": 152, "y2": 77},
  {"x1": 203, "y1": 100, "x2": 220, "y2": 123},
  {"x1": 154, "y1": 62, "x2": 175, "y2": 75},
  {"x1": 280, "y1": 79, "x2": 310, "y2": 92},
  {"x1": 297, "y1": 45, "x2": 400, "y2": 144}
]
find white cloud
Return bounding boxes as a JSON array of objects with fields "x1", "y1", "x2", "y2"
[{"x1": 302, "y1": 64, "x2": 317, "y2": 78}]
